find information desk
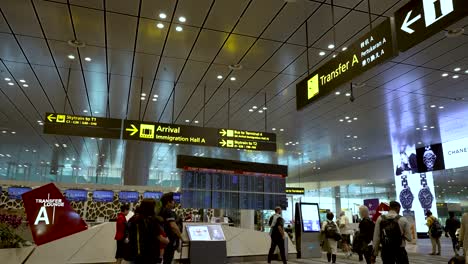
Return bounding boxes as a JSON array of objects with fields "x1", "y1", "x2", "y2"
[{"x1": 185, "y1": 224, "x2": 227, "y2": 264}]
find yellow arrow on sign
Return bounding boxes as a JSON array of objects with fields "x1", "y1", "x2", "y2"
[
  {"x1": 126, "y1": 124, "x2": 138, "y2": 136},
  {"x1": 219, "y1": 129, "x2": 227, "y2": 137},
  {"x1": 219, "y1": 139, "x2": 226, "y2": 147},
  {"x1": 47, "y1": 114, "x2": 56, "y2": 122}
]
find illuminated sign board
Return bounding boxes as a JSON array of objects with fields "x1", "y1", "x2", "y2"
[
  {"x1": 296, "y1": 18, "x2": 396, "y2": 110},
  {"x1": 395, "y1": 0, "x2": 468, "y2": 51},
  {"x1": 118, "y1": 191, "x2": 140, "y2": 203},
  {"x1": 286, "y1": 187, "x2": 305, "y2": 195},
  {"x1": 64, "y1": 189, "x2": 88, "y2": 202},
  {"x1": 92, "y1": 190, "x2": 114, "y2": 202},
  {"x1": 43, "y1": 113, "x2": 121, "y2": 139},
  {"x1": 123, "y1": 119, "x2": 277, "y2": 152}
]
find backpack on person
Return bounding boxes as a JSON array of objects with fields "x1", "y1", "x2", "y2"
[
  {"x1": 430, "y1": 219, "x2": 443, "y2": 238},
  {"x1": 380, "y1": 215, "x2": 402, "y2": 249},
  {"x1": 269, "y1": 215, "x2": 274, "y2": 226},
  {"x1": 325, "y1": 220, "x2": 341, "y2": 241}
]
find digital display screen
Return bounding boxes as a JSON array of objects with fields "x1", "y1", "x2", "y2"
[
  {"x1": 174, "y1": 193, "x2": 181, "y2": 203},
  {"x1": 301, "y1": 203, "x2": 321, "y2": 232},
  {"x1": 416, "y1": 143, "x2": 446, "y2": 173},
  {"x1": 143, "y1": 191, "x2": 163, "y2": 200},
  {"x1": 186, "y1": 225, "x2": 226, "y2": 241},
  {"x1": 64, "y1": 189, "x2": 88, "y2": 202},
  {"x1": 9, "y1": 187, "x2": 32, "y2": 200},
  {"x1": 181, "y1": 191, "x2": 211, "y2": 208},
  {"x1": 119, "y1": 191, "x2": 139, "y2": 203},
  {"x1": 93, "y1": 190, "x2": 114, "y2": 202}
]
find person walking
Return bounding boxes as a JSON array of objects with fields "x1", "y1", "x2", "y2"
[
  {"x1": 356, "y1": 205, "x2": 375, "y2": 264},
  {"x1": 459, "y1": 212, "x2": 468, "y2": 264},
  {"x1": 267, "y1": 211, "x2": 287, "y2": 264},
  {"x1": 372, "y1": 201, "x2": 412, "y2": 264},
  {"x1": 339, "y1": 211, "x2": 353, "y2": 258},
  {"x1": 446, "y1": 212, "x2": 461, "y2": 256},
  {"x1": 321, "y1": 212, "x2": 341, "y2": 263},
  {"x1": 160, "y1": 192, "x2": 184, "y2": 264},
  {"x1": 426, "y1": 210, "x2": 442, "y2": 255},
  {"x1": 114, "y1": 204, "x2": 130, "y2": 264},
  {"x1": 269, "y1": 207, "x2": 282, "y2": 234}
]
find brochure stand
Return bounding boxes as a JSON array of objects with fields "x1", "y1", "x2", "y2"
[{"x1": 186, "y1": 224, "x2": 227, "y2": 264}]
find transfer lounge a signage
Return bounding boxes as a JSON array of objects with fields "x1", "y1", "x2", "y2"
[
  {"x1": 296, "y1": 18, "x2": 396, "y2": 110},
  {"x1": 123, "y1": 119, "x2": 277, "y2": 152},
  {"x1": 22, "y1": 183, "x2": 87, "y2": 245}
]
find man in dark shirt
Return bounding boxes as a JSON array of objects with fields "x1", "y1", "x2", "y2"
[
  {"x1": 445, "y1": 212, "x2": 461, "y2": 256},
  {"x1": 160, "y1": 192, "x2": 184, "y2": 264},
  {"x1": 268, "y1": 214, "x2": 287, "y2": 264}
]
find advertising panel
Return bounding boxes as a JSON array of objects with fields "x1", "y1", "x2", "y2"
[
  {"x1": 301, "y1": 203, "x2": 321, "y2": 232},
  {"x1": 363, "y1": 199, "x2": 379, "y2": 220},
  {"x1": 416, "y1": 143, "x2": 446, "y2": 172},
  {"x1": 442, "y1": 137, "x2": 468, "y2": 169}
]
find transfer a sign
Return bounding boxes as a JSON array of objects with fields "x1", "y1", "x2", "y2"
[
  {"x1": 43, "y1": 113, "x2": 121, "y2": 139},
  {"x1": 123, "y1": 120, "x2": 277, "y2": 152},
  {"x1": 296, "y1": 18, "x2": 396, "y2": 110},
  {"x1": 395, "y1": 0, "x2": 468, "y2": 51}
]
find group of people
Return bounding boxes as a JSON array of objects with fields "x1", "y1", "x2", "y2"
[
  {"x1": 321, "y1": 201, "x2": 468, "y2": 264},
  {"x1": 114, "y1": 192, "x2": 185, "y2": 264}
]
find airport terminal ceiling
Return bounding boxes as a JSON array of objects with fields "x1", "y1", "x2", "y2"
[{"x1": 0, "y1": 0, "x2": 467, "y2": 185}]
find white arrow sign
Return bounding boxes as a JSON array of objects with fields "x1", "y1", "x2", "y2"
[{"x1": 401, "y1": 10, "x2": 422, "y2": 34}]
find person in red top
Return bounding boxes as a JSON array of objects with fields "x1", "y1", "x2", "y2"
[{"x1": 115, "y1": 204, "x2": 130, "y2": 264}]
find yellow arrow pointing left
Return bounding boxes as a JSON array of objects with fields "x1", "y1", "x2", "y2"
[
  {"x1": 47, "y1": 114, "x2": 56, "y2": 122},
  {"x1": 126, "y1": 124, "x2": 138, "y2": 136}
]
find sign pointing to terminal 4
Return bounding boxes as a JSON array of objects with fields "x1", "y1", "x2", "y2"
[
  {"x1": 296, "y1": 18, "x2": 397, "y2": 110},
  {"x1": 122, "y1": 120, "x2": 277, "y2": 152}
]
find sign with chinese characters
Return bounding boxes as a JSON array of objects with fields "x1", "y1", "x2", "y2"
[
  {"x1": 123, "y1": 119, "x2": 277, "y2": 152},
  {"x1": 296, "y1": 18, "x2": 396, "y2": 110},
  {"x1": 43, "y1": 113, "x2": 122, "y2": 139},
  {"x1": 395, "y1": 0, "x2": 468, "y2": 51},
  {"x1": 22, "y1": 183, "x2": 87, "y2": 246}
]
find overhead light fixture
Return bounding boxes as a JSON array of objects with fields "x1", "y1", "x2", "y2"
[
  {"x1": 258, "y1": 110, "x2": 263, "y2": 113},
  {"x1": 194, "y1": 120, "x2": 199, "y2": 124},
  {"x1": 185, "y1": 120, "x2": 190, "y2": 123},
  {"x1": 465, "y1": 70, "x2": 468, "y2": 74},
  {"x1": 335, "y1": 91, "x2": 341, "y2": 95},
  {"x1": 342, "y1": 47, "x2": 347, "y2": 51},
  {"x1": 157, "y1": 23, "x2": 164, "y2": 29},
  {"x1": 442, "y1": 73, "x2": 449, "y2": 77},
  {"x1": 248, "y1": 109, "x2": 254, "y2": 112},
  {"x1": 68, "y1": 54, "x2": 75, "y2": 60},
  {"x1": 353, "y1": 136, "x2": 358, "y2": 138},
  {"x1": 230, "y1": 76, "x2": 236, "y2": 81},
  {"x1": 416, "y1": 127, "x2": 420, "y2": 130},
  {"x1": 23, "y1": 84, "x2": 29, "y2": 87},
  {"x1": 19, "y1": 79, "x2": 26, "y2": 83},
  {"x1": 454, "y1": 67, "x2": 461, "y2": 72},
  {"x1": 347, "y1": 120, "x2": 352, "y2": 123},
  {"x1": 178, "y1": 16, "x2": 186, "y2": 23},
  {"x1": 332, "y1": 54, "x2": 337, "y2": 58},
  {"x1": 159, "y1": 13, "x2": 167, "y2": 19},
  {"x1": 140, "y1": 97, "x2": 145, "y2": 100},
  {"x1": 11, "y1": 131, "x2": 16, "y2": 134},
  {"x1": 4, "y1": 78, "x2": 11, "y2": 81},
  {"x1": 62, "y1": 144, "x2": 67, "y2": 148},
  {"x1": 345, "y1": 93, "x2": 351, "y2": 97},
  {"x1": 339, "y1": 119, "x2": 344, "y2": 122},
  {"x1": 262, "y1": 107, "x2": 267, "y2": 110},
  {"x1": 141, "y1": 93, "x2": 146, "y2": 96},
  {"x1": 94, "y1": 111, "x2": 99, "y2": 114},
  {"x1": 328, "y1": 44, "x2": 335, "y2": 49},
  {"x1": 8, "y1": 82, "x2": 14, "y2": 86},
  {"x1": 346, "y1": 135, "x2": 351, "y2": 138},
  {"x1": 153, "y1": 94, "x2": 158, "y2": 98},
  {"x1": 252, "y1": 106, "x2": 258, "y2": 109},
  {"x1": 272, "y1": 128, "x2": 276, "y2": 131},
  {"x1": 176, "y1": 26, "x2": 183, "y2": 32},
  {"x1": 280, "y1": 129, "x2": 284, "y2": 132},
  {"x1": 439, "y1": 106, "x2": 444, "y2": 109},
  {"x1": 217, "y1": 75, "x2": 223, "y2": 79},
  {"x1": 353, "y1": 117, "x2": 358, "y2": 120},
  {"x1": 452, "y1": 75, "x2": 459, "y2": 79},
  {"x1": 55, "y1": 143, "x2": 60, "y2": 147},
  {"x1": 430, "y1": 104, "x2": 436, "y2": 108},
  {"x1": 319, "y1": 51, "x2": 326, "y2": 56},
  {"x1": 84, "y1": 57, "x2": 92, "y2": 62},
  {"x1": 430, "y1": 126, "x2": 435, "y2": 129},
  {"x1": 152, "y1": 98, "x2": 157, "y2": 102},
  {"x1": 83, "y1": 110, "x2": 88, "y2": 113}
]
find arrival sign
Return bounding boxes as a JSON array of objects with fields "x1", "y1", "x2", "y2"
[{"x1": 296, "y1": 18, "x2": 396, "y2": 110}]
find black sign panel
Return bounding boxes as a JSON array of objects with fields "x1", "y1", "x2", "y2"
[
  {"x1": 395, "y1": 0, "x2": 468, "y2": 51},
  {"x1": 296, "y1": 18, "x2": 396, "y2": 110},
  {"x1": 123, "y1": 119, "x2": 276, "y2": 152},
  {"x1": 286, "y1": 187, "x2": 305, "y2": 195},
  {"x1": 43, "y1": 113, "x2": 122, "y2": 139}
]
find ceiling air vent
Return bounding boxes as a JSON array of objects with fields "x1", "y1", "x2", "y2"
[
  {"x1": 229, "y1": 64, "x2": 243, "y2": 71},
  {"x1": 67, "y1": 39, "x2": 86, "y2": 48}
]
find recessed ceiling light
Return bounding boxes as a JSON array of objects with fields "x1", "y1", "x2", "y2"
[
  {"x1": 416, "y1": 127, "x2": 420, "y2": 130},
  {"x1": 141, "y1": 93, "x2": 146, "y2": 97},
  {"x1": 68, "y1": 54, "x2": 75, "y2": 59},
  {"x1": 83, "y1": 110, "x2": 88, "y2": 113},
  {"x1": 11, "y1": 131, "x2": 16, "y2": 134},
  {"x1": 159, "y1": 13, "x2": 167, "y2": 19},
  {"x1": 19, "y1": 79, "x2": 26, "y2": 83},
  {"x1": 217, "y1": 75, "x2": 223, "y2": 79},
  {"x1": 319, "y1": 51, "x2": 326, "y2": 56},
  {"x1": 439, "y1": 106, "x2": 444, "y2": 109},
  {"x1": 4, "y1": 78, "x2": 11, "y2": 81},
  {"x1": 423, "y1": 128, "x2": 427, "y2": 131},
  {"x1": 335, "y1": 91, "x2": 341, "y2": 95},
  {"x1": 452, "y1": 75, "x2": 459, "y2": 79},
  {"x1": 465, "y1": 70, "x2": 468, "y2": 74},
  {"x1": 345, "y1": 116, "x2": 350, "y2": 119},
  {"x1": 23, "y1": 84, "x2": 29, "y2": 87},
  {"x1": 230, "y1": 76, "x2": 236, "y2": 81},
  {"x1": 346, "y1": 135, "x2": 351, "y2": 138},
  {"x1": 262, "y1": 107, "x2": 267, "y2": 110},
  {"x1": 342, "y1": 47, "x2": 347, "y2": 51},
  {"x1": 94, "y1": 111, "x2": 99, "y2": 114},
  {"x1": 332, "y1": 54, "x2": 337, "y2": 58},
  {"x1": 347, "y1": 120, "x2": 352, "y2": 123},
  {"x1": 423, "y1": 125, "x2": 427, "y2": 128},
  {"x1": 258, "y1": 110, "x2": 264, "y2": 113},
  {"x1": 353, "y1": 136, "x2": 358, "y2": 138},
  {"x1": 442, "y1": 73, "x2": 449, "y2": 77},
  {"x1": 328, "y1": 44, "x2": 335, "y2": 49},
  {"x1": 272, "y1": 128, "x2": 276, "y2": 131},
  {"x1": 185, "y1": 120, "x2": 190, "y2": 123},
  {"x1": 280, "y1": 128, "x2": 284, "y2": 132},
  {"x1": 248, "y1": 109, "x2": 254, "y2": 112},
  {"x1": 353, "y1": 117, "x2": 358, "y2": 120},
  {"x1": 194, "y1": 120, "x2": 199, "y2": 124},
  {"x1": 140, "y1": 97, "x2": 145, "y2": 100},
  {"x1": 152, "y1": 98, "x2": 157, "y2": 102},
  {"x1": 55, "y1": 143, "x2": 60, "y2": 147},
  {"x1": 153, "y1": 94, "x2": 158, "y2": 98},
  {"x1": 252, "y1": 106, "x2": 258, "y2": 109},
  {"x1": 8, "y1": 82, "x2": 14, "y2": 86},
  {"x1": 454, "y1": 67, "x2": 461, "y2": 72},
  {"x1": 418, "y1": 141, "x2": 422, "y2": 144},
  {"x1": 157, "y1": 23, "x2": 164, "y2": 29},
  {"x1": 430, "y1": 126, "x2": 435, "y2": 129},
  {"x1": 430, "y1": 104, "x2": 436, "y2": 108},
  {"x1": 84, "y1": 57, "x2": 92, "y2": 62},
  {"x1": 339, "y1": 119, "x2": 344, "y2": 122},
  {"x1": 178, "y1": 16, "x2": 186, "y2": 23},
  {"x1": 345, "y1": 93, "x2": 351, "y2": 97},
  {"x1": 176, "y1": 26, "x2": 183, "y2": 32}
]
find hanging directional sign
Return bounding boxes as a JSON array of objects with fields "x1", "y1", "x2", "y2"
[
  {"x1": 296, "y1": 18, "x2": 397, "y2": 110},
  {"x1": 395, "y1": 0, "x2": 468, "y2": 51},
  {"x1": 123, "y1": 120, "x2": 277, "y2": 152},
  {"x1": 43, "y1": 113, "x2": 122, "y2": 139}
]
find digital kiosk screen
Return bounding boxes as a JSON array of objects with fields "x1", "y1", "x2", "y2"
[
  {"x1": 8, "y1": 187, "x2": 32, "y2": 200},
  {"x1": 93, "y1": 190, "x2": 114, "y2": 202},
  {"x1": 65, "y1": 189, "x2": 88, "y2": 202},
  {"x1": 119, "y1": 191, "x2": 139, "y2": 203},
  {"x1": 186, "y1": 225, "x2": 226, "y2": 241},
  {"x1": 301, "y1": 203, "x2": 321, "y2": 232},
  {"x1": 143, "y1": 191, "x2": 163, "y2": 200}
]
